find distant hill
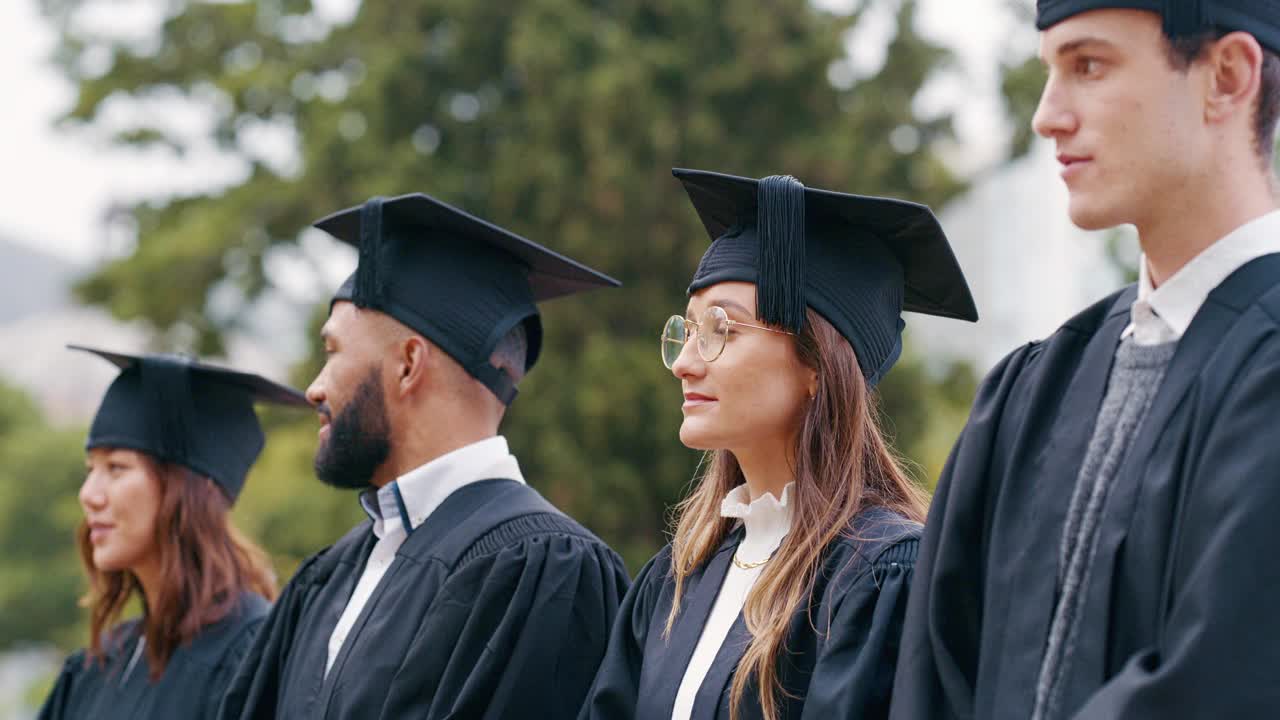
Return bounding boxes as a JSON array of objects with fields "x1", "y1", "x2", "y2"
[
  {"x1": 0, "y1": 237, "x2": 131, "y2": 424},
  {"x1": 0, "y1": 306, "x2": 150, "y2": 424},
  {"x1": 0, "y1": 236, "x2": 294, "y2": 425},
  {"x1": 0, "y1": 237, "x2": 78, "y2": 324}
]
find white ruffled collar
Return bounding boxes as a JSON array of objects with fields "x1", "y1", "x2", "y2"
[{"x1": 720, "y1": 482, "x2": 794, "y2": 565}]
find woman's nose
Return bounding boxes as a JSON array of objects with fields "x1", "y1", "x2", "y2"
[
  {"x1": 670, "y1": 333, "x2": 706, "y2": 379},
  {"x1": 79, "y1": 471, "x2": 106, "y2": 512}
]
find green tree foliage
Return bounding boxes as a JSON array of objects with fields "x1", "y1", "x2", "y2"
[
  {"x1": 1000, "y1": 54, "x2": 1047, "y2": 159},
  {"x1": 999, "y1": 0, "x2": 1048, "y2": 159},
  {"x1": 32, "y1": 0, "x2": 980, "y2": 582},
  {"x1": 0, "y1": 380, "x2": 86, "y2": 650}
]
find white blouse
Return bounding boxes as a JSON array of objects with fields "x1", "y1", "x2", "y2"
[{"x1": 671, "y1": 482, "x2": 795, "y2": 720}]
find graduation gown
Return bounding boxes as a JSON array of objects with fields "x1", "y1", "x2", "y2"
[
  {"x1": 38, "y1": 592, "x2": 268, "y2": 720},
  {"x1": 219, "y1": 478, "x2": 629, "y2": 720},
  {"x1": 892, "y1": 253, "x2": 1280, "y2": 720},
  {"x1": 580, "y1": 506, "x2": 919, "y2": 720}
]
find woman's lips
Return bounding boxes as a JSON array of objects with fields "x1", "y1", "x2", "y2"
[
  {"x1": 683, "y1": 392, "x2": 717, "y2": 410},
  {"x1": 88, "y1": 523, "x2": 113, "y2": 544}
]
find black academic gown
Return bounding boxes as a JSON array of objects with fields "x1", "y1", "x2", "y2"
[
  {"x1": 580, "y1": 505, "x2": 919, "y2": 720},
  {"x1": 38, "y1": 592, "x2": 268, "y2": 720},
  {"x1": 892, "y1": 254, "x2": 1280, "y2": 720},
  {"x1": 219, "y1": 478, "x2": 629, "y2": 720}
]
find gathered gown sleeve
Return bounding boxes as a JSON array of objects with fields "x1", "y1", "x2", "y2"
[
  {"x1": 577, "y1": 547, "x2": 670, "y2": 720},
  {"x1": 890, "y1": 343, "x2": 1040, "y2": 720},
  {"x1": 802, "y1": 535, "x2": 918, "y2": 719}
]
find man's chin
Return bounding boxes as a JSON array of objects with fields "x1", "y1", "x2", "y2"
[
  {"x1": 313, "y1": 458, "x2": 375, "y2": 490},
  {"x1": 316, "y1": 474, "x2": 372, "y2": 490},
  {"x1": 1067, "y1": 198, "x2": 1124, "y2": 232}
]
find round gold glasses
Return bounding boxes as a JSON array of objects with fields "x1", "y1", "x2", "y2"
[{"x1": 660, "y1": 306, "x2": 795, "y2": 368}]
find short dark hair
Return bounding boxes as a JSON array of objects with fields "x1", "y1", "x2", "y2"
[
  {"x1": 1164, "y1": 29, "x2": 1280, "y2": 166},
  {"x1": 489, "y1": 322, "x2": 528, "y2": 385}
]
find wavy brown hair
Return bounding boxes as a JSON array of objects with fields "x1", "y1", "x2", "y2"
[
  {"x1": 664, "y1": 307, "x2": 927, "y2": 720},
  {"x1": 77, "y1": 457, "x2": 278, "y2": 678}
]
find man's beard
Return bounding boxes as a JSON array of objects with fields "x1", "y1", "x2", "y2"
[{"x1": 314, "y1": 367, "x2": 392, "y2": 489}]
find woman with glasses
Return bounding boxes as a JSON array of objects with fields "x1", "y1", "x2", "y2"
[
  {"x1": 579, "y1": 169, "x2": 978, "y2": 720},
  {"x1": 38, "y1": 347, "x2": 309, "y2": 720}
]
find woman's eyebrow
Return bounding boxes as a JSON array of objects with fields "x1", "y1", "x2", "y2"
[{"x1": 691, "y1": 298, "x2": 754, "y2": 318}]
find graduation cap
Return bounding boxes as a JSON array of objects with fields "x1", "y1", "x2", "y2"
[
  {"x1": 314, "y1": 193, "x2": 620, "y2": 405},
  {"x1": 673, "y1": 168, "x2": 978, "y2": 387},
  {"x1": 1036, "y1": 0, "x2": 1280, "y2": 51},
  {"x1": 72, "y1": 345, "x2": 311, "y2": 503}
]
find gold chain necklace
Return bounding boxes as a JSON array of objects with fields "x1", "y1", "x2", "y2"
[{"x1": 732, "y1": 551, "x2": 773, "y2": 570}]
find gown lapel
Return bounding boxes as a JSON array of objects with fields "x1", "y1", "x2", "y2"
[
  {"x1": 305, "y1": 532, "x2": 376, "y2": 718},
  {"x1": 639, "y1": 531, "x2": 740, "y2": 720},
  {"x1": 690, "y1": 615, "x2": 752, "y2": 719}
]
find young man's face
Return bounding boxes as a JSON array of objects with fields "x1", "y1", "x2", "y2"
[
  {"x1": 308, "y1": 301, "x2": 394, "y2": 489},
  {"x1": 1033, "y1": 9, "x2": 1211, "y2": 231}
]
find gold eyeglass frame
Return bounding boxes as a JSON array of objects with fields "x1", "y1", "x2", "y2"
[{"x1": 661, "y1": 305, "x2": 795, "y2": 368}]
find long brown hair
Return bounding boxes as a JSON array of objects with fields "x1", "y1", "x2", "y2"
[
  {"x1": 665, "y1": 307, "x2": 927, "y2": 720},
  {"x1": 77, "y1": 458, "x2": 278, "y2": 678}
]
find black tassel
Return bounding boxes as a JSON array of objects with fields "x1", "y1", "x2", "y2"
[
  {"x1": 354, "y1": 196, "x2": 387, "y2": 308},
  {"x1": 756, "y1": 175, "x2": 807, "y2": 332},
  {"x1": 1162, "y1": 0, "x2": 1203, "y2": 37},
  {"x1": 140, "y1": 356, "x2": 194, "y2": 466}
]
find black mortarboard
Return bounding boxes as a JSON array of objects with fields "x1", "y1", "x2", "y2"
[
  {"x1": 72, "y1": 345, "x2": 310, "y2": 502},
  {"x1": 1036, "y1": 0, "x2": 1280, "y2": 51},
  {"x1": 674, "y1": 168, "x2": 978, "y2": 387},
  {"x1": 314, "y1": 193, "x2": 620, "y2": 406}
]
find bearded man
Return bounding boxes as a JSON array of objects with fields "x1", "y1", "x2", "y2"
[{"x1": 219, "y1": 193, "x2": 628, "y2": 720}]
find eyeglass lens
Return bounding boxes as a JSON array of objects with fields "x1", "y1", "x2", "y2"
[{"x1": 660, "y1": 306, "x2": 730, "y2": 368}]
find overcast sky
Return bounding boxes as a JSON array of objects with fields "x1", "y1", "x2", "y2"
[{"x1": 1, "y1": 0, "x2": 1037, "y2": 265}]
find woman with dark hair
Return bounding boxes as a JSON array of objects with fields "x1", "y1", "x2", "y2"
[
  {"x1": 38, "y1": 346, "x2": 310, "y2": 720},
  {"x1": 580, "y1": 169, "x2": 978, "y2": 720}
]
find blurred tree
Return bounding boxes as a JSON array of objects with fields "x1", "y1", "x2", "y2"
[
  {"x1": 0, "y1": 379, "x2": 86, "y2": 650},
  {"x1": 999, "y1": 0, "x2": 1047, "y2": 159},
  {"x1": 35, "y1": 0, "x2": 980, "y2": 578},
  {"x1": 1000, "y1": 54, "x2": 1047, "y2": 159}
]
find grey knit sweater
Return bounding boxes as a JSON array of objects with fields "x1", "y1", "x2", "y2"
[{"x1": 1031, "y1": 335, "x2": 1177, "y2": 720}]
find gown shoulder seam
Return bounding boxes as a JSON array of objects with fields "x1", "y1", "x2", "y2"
[{"x1": 455, "y1": 511, "x2": 604, "y2": 568}]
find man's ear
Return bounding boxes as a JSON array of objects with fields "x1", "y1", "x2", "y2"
[
  {"x1": 395, "y1": 334, "x2": 433, "y2": 398},
  {"x1": 1203, "y1": 31, "x2": 1265, "y2": 126}
]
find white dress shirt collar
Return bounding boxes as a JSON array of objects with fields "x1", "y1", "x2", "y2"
[
  {"x1": 1125, "y1": 210, "x2": 1280, "y2": 344},
  {"x1": 720, "y1": 482, "x2": 794, "y2": 564},
  {"x1": 359, "y1": 435, "x2": 525, "y2": 539}
]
